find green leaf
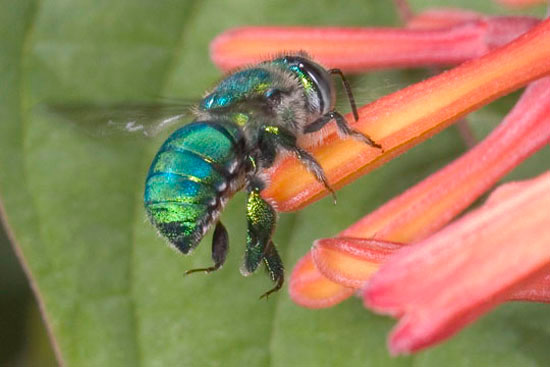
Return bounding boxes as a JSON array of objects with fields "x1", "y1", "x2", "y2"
[{"x1": 1, "y1": 0, "x2": 548, "y2": 366}]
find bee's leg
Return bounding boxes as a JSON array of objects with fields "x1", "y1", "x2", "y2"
[
  {"x1": 242, "y1": 179, "x2": 277, "y2": 276},
  {"x1": 328, "y1": 68, "x2": 360, "y2": 121},
  {"x1": 259, "y1": 241, "x2": 284, "y2": 299},
  {"x1": 185, "y1": 221, "x2": 229, "y2": 275},
  {"x1": 304, "y1": 111, "x2": 382, "y2": 149},
  {"x1": 260, "y1": 125, "x2": 336, "y2": 202},
  {"x1": 292, "y1": 146, "x2": 336, "y2": 201}
]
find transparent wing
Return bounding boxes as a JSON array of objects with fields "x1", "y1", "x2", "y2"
[
  {"x1": 334, "y1": 74, "x2": 404, "y2": 115},
  {"x1": 44, "y1": 100, "x2": 196, "y2": 138}
]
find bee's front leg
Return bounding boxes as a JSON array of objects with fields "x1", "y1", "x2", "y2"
[{"x1": 304, "y1": 111, "x2": 382, "y2": 149}]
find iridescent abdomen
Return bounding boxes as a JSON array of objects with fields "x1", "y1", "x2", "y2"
[{"x1": 144, "y1": 120, "x2": 245, "y2": 253}]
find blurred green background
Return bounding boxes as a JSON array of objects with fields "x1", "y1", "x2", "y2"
[{"x1": 1, "y1": 0, "x2": 548, "y2": 366}]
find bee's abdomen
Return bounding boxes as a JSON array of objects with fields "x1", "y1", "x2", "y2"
[{"x1": 144, "y1": 121, "x2": 244, "y2": 254}]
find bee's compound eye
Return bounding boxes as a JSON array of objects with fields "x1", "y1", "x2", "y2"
[
  {"x1": 278, "y1": 56, "x2": 334, "y2": 115},
  {"x1": 265, "y1": 88, "x2": 282, "y2": 105}
]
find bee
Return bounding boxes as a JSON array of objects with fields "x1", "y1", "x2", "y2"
[{"x1": 143, "y1": 54, "x2": 381, "y2": 298}]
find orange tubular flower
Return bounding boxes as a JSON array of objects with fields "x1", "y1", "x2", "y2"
[
  {"x1": 211, "y1": 12, "x2": 539, "y2": 73},
  {"x1": 365, "y1": 172, "x2": 550, "y2": 354},
  {"x1": 262, "y1": 18, "x2": 550, "y2": 211},
  {"x1": 496, "y1": 0, "x2": 547, "y2": 8}
]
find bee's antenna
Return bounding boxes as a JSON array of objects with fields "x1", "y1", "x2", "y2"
[{"x1": 329, "y1": 69, "x2": 359, "y2": 122}]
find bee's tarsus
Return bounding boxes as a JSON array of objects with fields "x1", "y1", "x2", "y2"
[
  {"x1": 260, "y1": 242, "x2": 284, "y2": 300},
  {"x1": 259, "y1": 281, "x2": 282, "y2": 300},
  {"x1": 184, "y1": 266, "x2": 216, "y2": 276}
]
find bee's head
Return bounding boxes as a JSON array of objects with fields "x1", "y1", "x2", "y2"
[
  {"x1": 198, "y1": 55, "x2": 337, "y2": 131},
  {"x1": 272, "y1": 55, "x2": 336, "y2": 117}
]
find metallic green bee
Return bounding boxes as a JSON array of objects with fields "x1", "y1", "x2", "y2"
[{"x1": 144, "y1": 54, "x2": 380, "y2": 298}]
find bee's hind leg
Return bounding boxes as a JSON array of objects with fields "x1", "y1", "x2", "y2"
[{"x1": 185, "y1": 221, "x2": 229, "y2": 275}]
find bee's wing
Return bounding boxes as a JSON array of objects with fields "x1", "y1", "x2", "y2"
[{"x1": 44, "y1": 101, "x2": 196, "y2": 138}]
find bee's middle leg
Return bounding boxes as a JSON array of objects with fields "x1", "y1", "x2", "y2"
[
  {"x1": 242, "y1": 177, "x2": 286, "y2": 297},
  {"x1": 260, "y1": 125, "x2": 335, "y2": 200},
  {"x1": 242, "y1": 178, "x2": 277, "y2": 276}
]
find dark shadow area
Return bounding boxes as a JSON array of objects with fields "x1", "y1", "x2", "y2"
[{"x1": 0, "y1": 223, "x2": 56, "y2": 366}]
